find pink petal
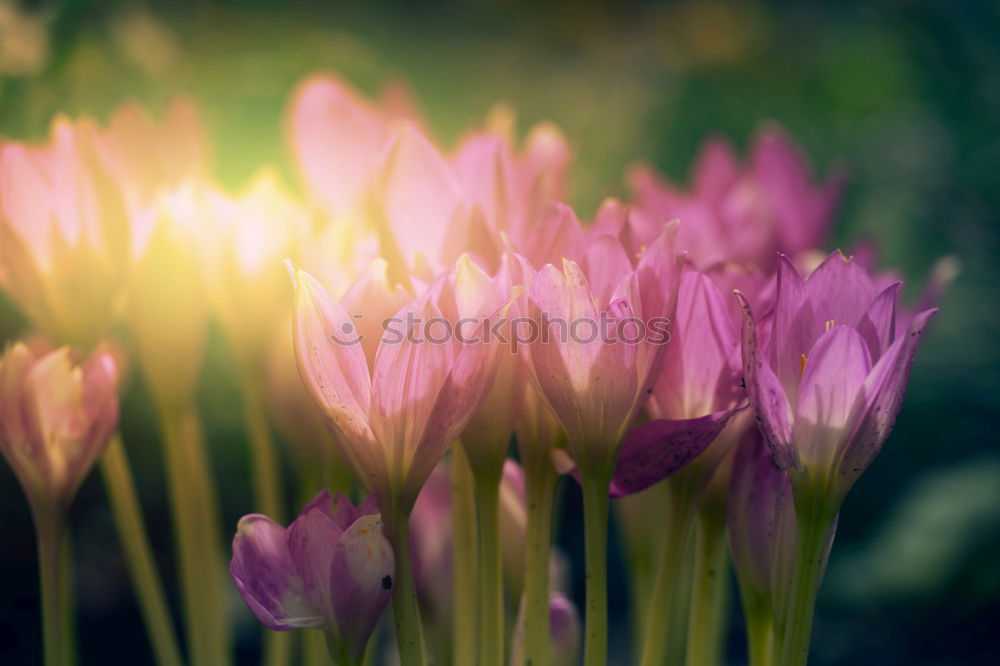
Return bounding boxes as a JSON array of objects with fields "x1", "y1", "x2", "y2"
[
  {"x1": 855, "y1": 281, "x2": 900, "y2": 361},
  {"x1": 837, "y1": 309, "x2": 937, "y2": 497},
  {"x1": 793, "y1": 326, "x2": 872, "y2": 473},
  {"x1": 287, "y1": 507, "x2": 343, "y2": 620},
  {"x1": 737, "y1": 291, "x2": 796, "y2": 469}
]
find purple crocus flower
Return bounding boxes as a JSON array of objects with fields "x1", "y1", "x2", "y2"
[
  {"x1": 737, "y1": 250, "x2": 937, "y2": 506},
  {"x1": 230, "y1": 490, "x2": 394, "y2": 664}
]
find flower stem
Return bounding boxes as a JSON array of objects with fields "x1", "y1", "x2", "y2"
[
  {"x1": 743, "y1": 603, "x2": 775, "y2": 666},
  {"x1": 240, "y1": 374, "x2": 290, "y2": 666},
  {"x1": 521, "y1": 454, "x2": 558, "y2": 666},
  {"x1": 451, "y1": 446, "x2": 479, "y2": 665},
  {"x1": 386, "y1": 508, "x2": 426, "y2": 666},
  {"x1": 473, "y1": 463, "x2": 505, "y2": 666},
  {"x1": 580, "y1": 468, "x2": 612, "y2": 666},
  {"x1": 160, "y1": 404, "x2": 231, "y2": 666},
  {"x1": 778, "y1": 495, "x2": 835, "y2": 666},
  {"x1": 684, "y1": 508, "x2": 731, "y2": 666},
  {"x1": 639, "y1": 484, "x2": 697, "y2": 666},
  {"x1": 100, "y1": 435, "x2": 184, "y2": 666},
  {"x1": 36, "y1": 511, "x2": 65, "y2": 666}
]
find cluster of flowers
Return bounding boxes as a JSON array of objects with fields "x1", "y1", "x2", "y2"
[{"x1": 0, "y1": 72, "x2": 950, "y2": 666}]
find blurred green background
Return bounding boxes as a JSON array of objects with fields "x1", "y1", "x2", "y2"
[{"x1": 1, "y1": 1, "x2": 998, "y2": 664}]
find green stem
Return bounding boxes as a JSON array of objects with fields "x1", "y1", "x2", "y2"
[
  {"x1": 386, "y1": 508, "x2": 426, "y2": 666},
  {"x1": 59, "y1": 534, "x2": 77, "y2": 666},
  {"x1": 240, "y1": 376, "x2": 290, "y2": 666},
  {"x1": 160, "y1": 404, "x2": 231, "y2": 666},
  {"x1": 451, "y1": 447, "x2": 479, "y2": 666},
  {"x1": 473, "y1": 465, "x2": 505, "y2": 666},
  {"x1": 778, "y1": 497, "x2": 835, "y2": 666},
  {"x1": 521, "y1": 456, "x2": 558, "y2": 666},
  {"x1": 580, "y1": 468, "x2": 611, "y2": 666},
  {"x1": 685, "y1": 510, "x2": 731, "y2": 666},
  {"x1": 100, "y1": 435, "x2": 184, "y2": 666},
  {"x1": 639, "y1": 486, "x2": 697, "y2": 666},
  {"x1": 303, "y1": 630, "x2": 327, "y2": 666},
  {"x1": 744, "y1": 604, "x2": 775, "y2": 666},
  {"x1": 36, "y1": 511, "x2": 65, "y2": 666}
]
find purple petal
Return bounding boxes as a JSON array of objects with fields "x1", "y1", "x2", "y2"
[
  {"x1": 836, "y1": 309, "x2": 937, "y2": 497},
  {"x1": 737, "y1": 291, "x2": 797, "y2": 469},
  {"x1": 855, "y1": 281, "x2": 900, "y2": 361},
  {"x1": 609, "y1": 407, "x2": 742, "y2": 498},
  {"x1": 793, "y1": 326, "x2": 872, "y2": 472},
  {"x1": 772, "y1": 255, "x2": 811, "y2": 404},
  {"x1": 230, "y1": 515, "x2": 322, "y2": 630},
  {"x1": 287, "y1": 508, "x2": 344, "y2": 620}
]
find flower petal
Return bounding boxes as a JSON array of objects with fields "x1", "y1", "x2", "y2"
[
  {"x1": 836, "y1": 309, "x2": 937, "y2": 498},
  {"x1": 287, "y1": 507, "x2": 344, "y2": 620},
  {"x1": 793, "y1": 326, "x2": 872, "y2": 475},
  {"x1": 737, "y1": 290, "x2": 797, "y2": 469},
  {"x1": 231, "y1": 515, "x2": 322, "y2": 630},
  {"x1": 609, "y1": 406, "x2": 744, "y2": 497}
]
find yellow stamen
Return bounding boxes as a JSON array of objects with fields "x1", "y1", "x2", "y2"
[
  {"x1": 800, "y1": 353, "x2": 808, "y2": 379},
  {"x1": 825, "y1": 319, "x2": 835, "y2": 332}
]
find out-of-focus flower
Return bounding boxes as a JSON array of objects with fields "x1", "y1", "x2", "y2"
[
  {"x1": 609, "y1": 269, "x2": 746, "y2": 497},
  {"x1": 230, "y1": 490, "x2": 393, "y2": 662},
  {"x1": 289, "y1": 258, "x2": 508, "y2": 517},
  {"x1": 0, "y1": 1, "x2": 50, "y2": 77},
  {"x1": 0, "y1": 342, "x2": 118, "y2": 520},
  {"x1": 203, "y1": 170, "x2": 310, "y2": 366},
  {"x1": 98, "y1": 98, "x2": 210, "y2": 211},
  {"x1": 0, "y1": 118, "x2": 129, "y2": 349},
  {"x1": 510, "y1": 592, "x2": 581, "y2": 666},
  {"x1": 628, "y1": 125, "x2": 844, "y2": 272},
  {"x1": 527, "y1": 219, "x2": 681, "y2": 476},
  {"x1": 127, "y1": 185, "x2": 211, "y2": 409},
  {"x1": 737, "y1": 251, "x2": 937, "y2": 507}
]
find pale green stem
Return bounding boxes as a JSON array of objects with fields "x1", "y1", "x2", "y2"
[
  {"x1": 240, "y1": 375, "x2": 290, "y2": 666},
  {"x1": 386, "y1": 507, "x2": 426, "y2": 666},
  {"x1": 521, "y1": 455, "x2": 558, "y2": 666},
  {"x1": 473, "y1": 464, "x2": 504, "y2": 666},
  {"x1": 160, "y1": 404, "x2": 231, "y2": 666},
  {"x1": 743, "y1": 603, "x2": 775, "y2": 666},
  {"x1": 451, "y1": 447, "x2": 479, "y2": 666},
  {"x1": 778, "y1": 495, "x2": 835, "y2": 666},
  {"x1": 100, "y1": 435, "x2": 184, "y2": 666},
  {"x1": 303, "y1": 630, "x2": 327, "y2": 666},
  {"x1": 639, "y1": 486, "x2": 697, "y2": 666},
  {"x1": 323, "y1": 628, "x2": 364, "y2": 666},
  {"x1": 685, "y1": 509, "x2": 731, "y2": 666},
  {"x1": 35, "y1": 509, "x2": 65, "y2": 666},
  {"x1": 59, "y1": 534, "x2": 77, "y2": 666},
  {"x1": 580, "y1": 468, "x2": 611, "y2": 666}
]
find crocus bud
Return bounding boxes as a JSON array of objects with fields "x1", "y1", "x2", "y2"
[
  {"x1": 510, "y1": 592, "x2": 581, "y2": 666},
  {"x1": 231, "y1": 491, "x2": 394, "y2": 662},
  {"x1": 0, "y1": 342, "x2": 119, "y2": 520}
]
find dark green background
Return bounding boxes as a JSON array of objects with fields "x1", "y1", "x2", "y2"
[{"x1": 1, "y1": 1, "x2": 997, "y2": 664}]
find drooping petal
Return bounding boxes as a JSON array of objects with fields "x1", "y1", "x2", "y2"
[
  {"x1": 609, "y1": 406, "x2": 744, "y2": 497},
  {"x1": 230, "y1": 515, "x2": 322, "y2": 630},
  {"x1": 793, "y1": 326, "x2": 872, "y2": 475},
  {"x1": 329, "y1": 514, "x2": 395, "y2": 662}
]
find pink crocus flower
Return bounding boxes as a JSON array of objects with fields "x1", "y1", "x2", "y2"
[
  {"x1": 527, "y1": 218, "x2": 682, "y2": 477},
  {"x1": 289, "y1": 258, "x2": 508, "y2": 518},
  {"x1": 0, "y1": 117, "x2": 129, "y2": 348},
  {"x1": 737, "y1": 250, "x2": 937, "y2": 505},
  {"x1": 737, "y1": 250, "x2": 936, "y2": 664},
  {"x1": 627, "y1": 125, "x2": 844, "y2": 272},
  {"x1": 0, "y1": 342, "x2": 119, "y2": 521},
  {"x1": 230, "y1": 490, "x2": 394, "y2": 662}
]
